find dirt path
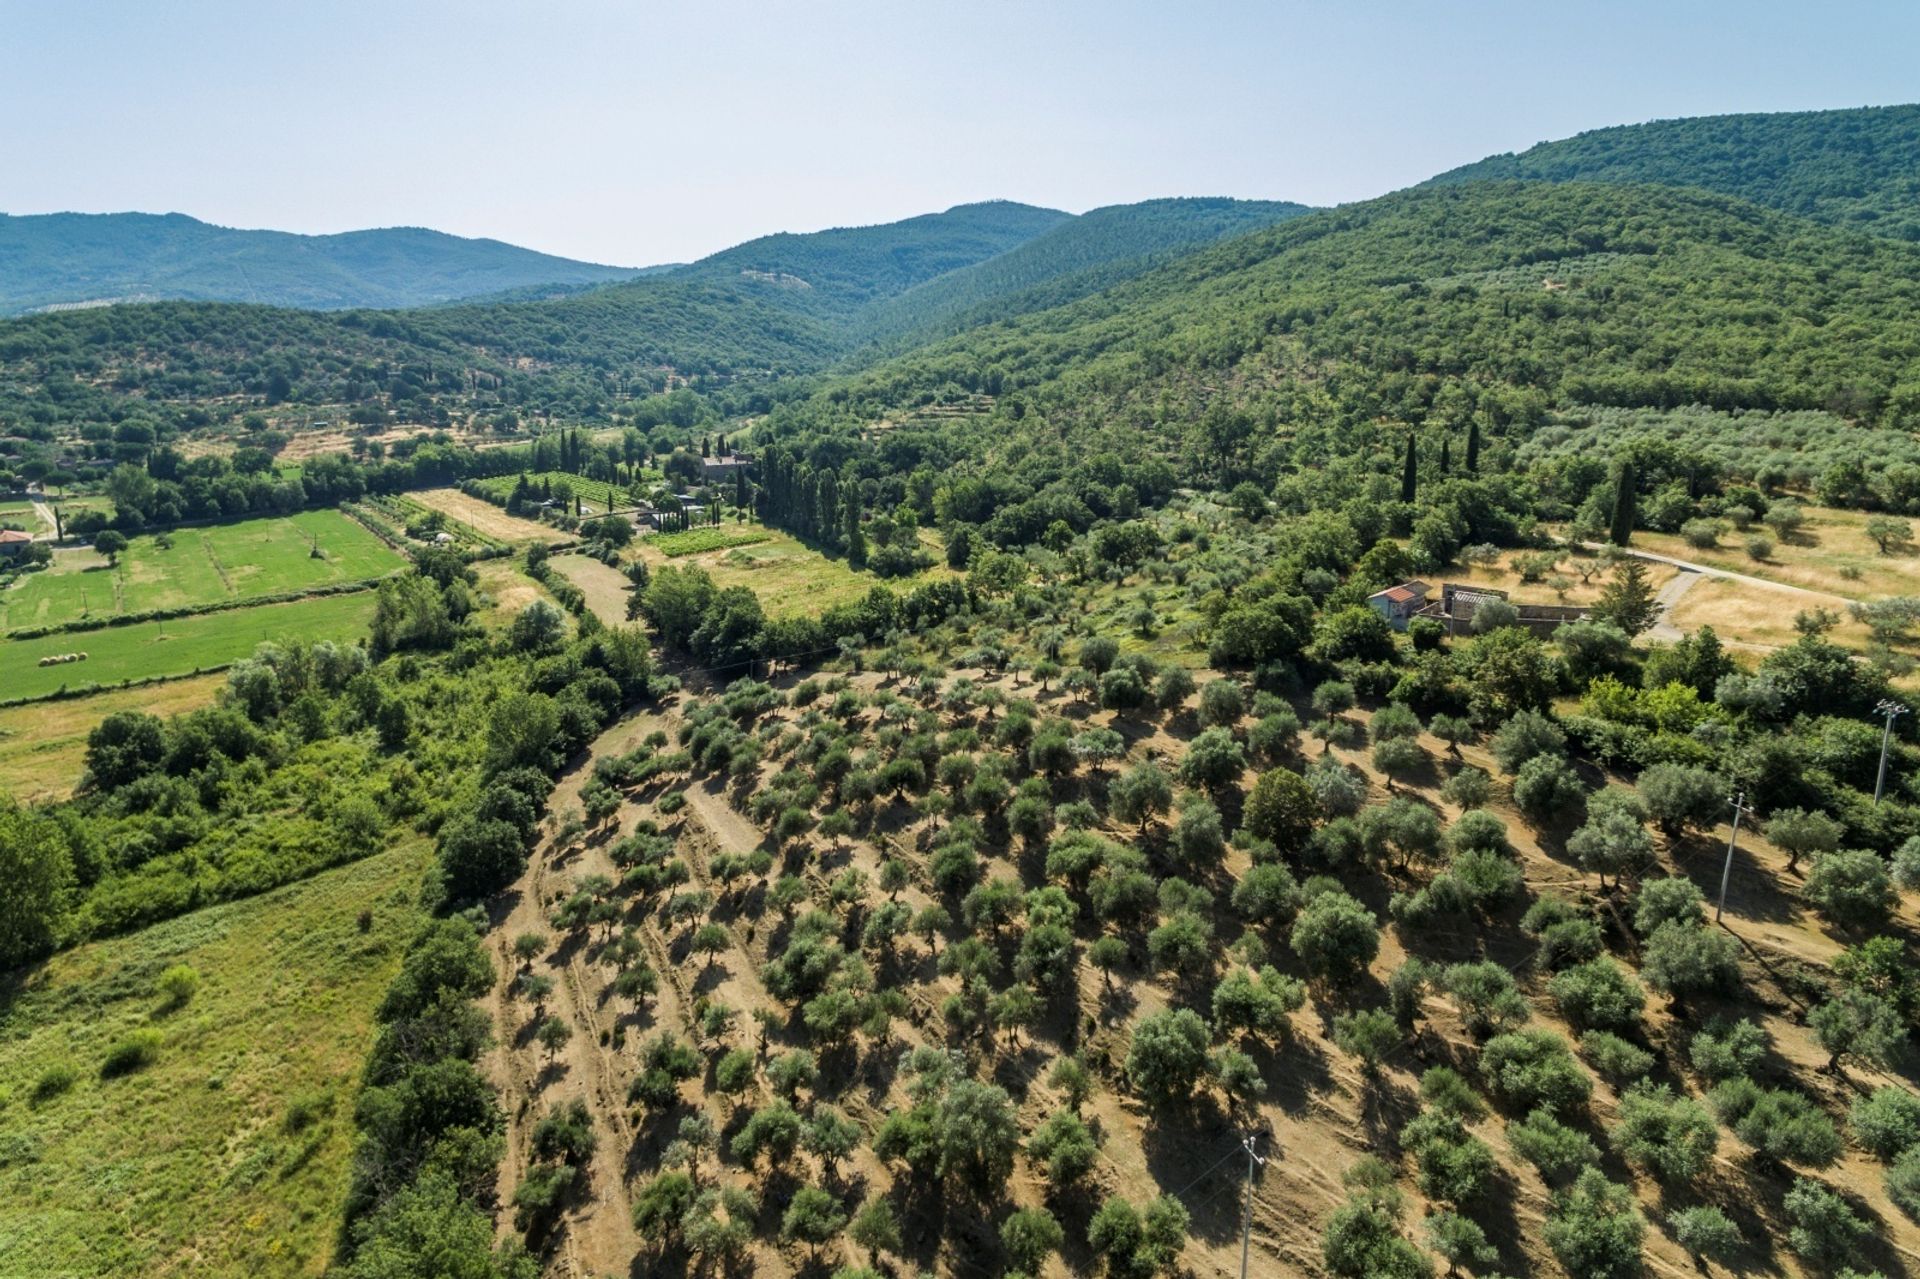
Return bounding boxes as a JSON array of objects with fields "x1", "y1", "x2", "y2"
[
  {"x1": 1645, "y1": 568, "x2": 1702, "y2": 642},
  {"x1": 483, "y1": 715, "x2": 662, "y2": 1275},
  {"x1": 1572, "y1": 538, "x2": 1858, "y2": 605}
]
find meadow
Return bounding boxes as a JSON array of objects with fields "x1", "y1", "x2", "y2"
[
  {"x1": 465, "y1": 469, "x2": 649, "y2": 512},
  {"x1": 0, "y1": 843, "x2": 429, "y2": 1279},
  {"x1": 1628, "y1": 503, "x2": 1920, "y2": 600},
  {"x1": 645, "y1": 524, "x2": 770, "y2": 556},
  {"x1": 632, "y1": 526, "x2": 952, "y2": 617},
  {"x1": 409, "y1": 488, "x2": 561, "y2": 543},
  {"x1": 4, "y1": 592, "x2": 377, "y2": 700},
  {"x1": 0, "y1": 509, "x2": 403, "y2": 632},
  {"x1": 0, "y1": 674, "x2": 225, "y2": 802}
]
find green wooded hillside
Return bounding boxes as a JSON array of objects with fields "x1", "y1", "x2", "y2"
[
  {"x1": 850, "y1": 197, "x2": 1313, "y2": 351},
  {"x1": 1425, "y1": 104, "x2": 1920, "y2": 241},
  {"x1": 0, "y1": 212, "x2": 642, "y2": 315}
]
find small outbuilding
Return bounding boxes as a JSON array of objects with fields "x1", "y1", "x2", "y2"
[{"x1": 1366, "y1": 580, "x2": 1431, "y2": 630}]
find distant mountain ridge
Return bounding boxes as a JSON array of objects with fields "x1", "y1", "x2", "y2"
[
  {"x1": 1425, "y1": 103, "x2": 1920, "y2": 240},
  {"x1": 0, "y1": 211, "x2": 643, "y2": 314},
  {"x1": 850, "y1": 197, "x2": 1313, "y2": 353}
]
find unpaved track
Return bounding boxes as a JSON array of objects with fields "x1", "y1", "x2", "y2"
[
  {"x1": 1572, "y1": 538, "x2": 1858, "y2": 605},
  {"x1": 1645, "y1": 567, "x2": 1701, "y2": 642},
  {"x1": 484, "y1": 714, "x2": 661, "y2": 1274}
]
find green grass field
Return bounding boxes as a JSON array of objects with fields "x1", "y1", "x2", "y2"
[
  {"x1": 0, "y1": 843, "x2": 430, "y2": 1278},
  {"x1": 0, "y1": 510, "x2": 404, "y2": 632},
  {"x1": 648, "y1": 524, "x2": 771, "y2": 556},
  {"x1": 634, "y1": 526, "x2": 953, "y2": 617},
  {"x1": 466, "y1": 469, "x2": 650, "y2": 513},
  {"x1": 5, "y1": 592, "x2": 377, "y2": 700}
]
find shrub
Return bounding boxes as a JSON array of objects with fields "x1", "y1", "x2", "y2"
[
  {"x1": 31, "y1": 1063, "x2": 78, "y2": 1104},
  {"x1": 1440, "y1": 766, "x2": 1492, "y2": 809},
  {"x1": 1718, "y1": 1085, "x2": 1842, "y2": 1168},
  {"x1": 1400, "y1": 1109, "x2": 1495, "y2": 1204},
  {"x1": 1806, "y1": 849, "x2": 1895, "y2": 930},
  {"x1": 1889, "y1": 1146, "x2": 1920, "y2": 1221},
  {"x1": 1689, "y1": 1018, "x2": 1767, "y2": 1082},
  {"x1": 1481, "y1": 1029, "x2": 1591, "y2": 1114},
  {"x1": 1668, "y1": 1205, "x2": 1741, "y2": 1264},
  {"x1": 101, "y1": 1029, "x2": 162, "y2": 1078},
  {"x1": 1509, "y1": 1106, "x2": 1601, "y2": 1184},
  {"x1": 1851, "y1": 1086, "x2": 1920, "y2": 1161},
  {"x1": 1331, "y1": 1008, "x2": 1400, "y2": 1071},
  {"x1": 1579, "y1": 1031, "x2": 1654, "y2": 1084},
  {"x1": 1544, "y1": 1169, "x2": 1643, "y2": 1279},
  {"x1": 1000, "y1": 1207, "x2": 1064, "y2": 1273},
  {"x1": 1548, "y1": 959, "x2": 1646, "y2": 1032},
  {"x1": 1611, "y1": 1082, "x2": 1719, "y2": 1183},
  {"x1": 157, "y1": 964, "x2": 201, "y2": 1007},
  {"x1": 1784, "y1": 1177, "x2": 1869, "y2": 1269}
]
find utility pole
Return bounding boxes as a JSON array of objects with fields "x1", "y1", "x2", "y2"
[
  {"x1": 1238, "y1": 1133, "x2": 1267, "y2": 1279},
  {"x1": 1874, "y1": 699, "x2": 1908, "y2": 805},
  {"x1": 1715, "y1": 791, "x2": 1755, "y2": 924}
]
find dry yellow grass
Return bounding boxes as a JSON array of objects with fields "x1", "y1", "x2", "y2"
[
  {"x1": 471, "y1": 559, "x2": 559, "y2": 629},
  {"x1": 632, "y1": 528, "x2": 954, "y2": 618},
  {"x1": 546, "y1": 553, "x2": 633, "y2": 626},
  {"x1": 410, "y1": 488, "x2": 557, "y2": 543},
  {"x1": 0, "y1": 675, "x2": 227, "y2": 802},
  {"x1": 1441, "y1": 547, "x2": 1677, "y2": 608},
  {"x1": 1632, "y1": 504, "x2": 1920, "y2": 599},
  {"x1": 1663, "y1": 574, "x2": 1868, "y2": 655}
]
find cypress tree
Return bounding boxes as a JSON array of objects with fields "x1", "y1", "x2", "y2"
[
  {"x1": 1465, "y1": 418, "x2": 1481, "y2": 474},
  {"x1": 1609, "y1": 461, "x2": 1637, "y2": 546},
  {"x1": 1401, "y1": 434, "x2": 1418, "y2": 504},
  {"x1": 845, "y1": 490, "x2": 867, "y2": 569},
  {"x1": 1439, "y1": 436, "x2": 1451, "y2": 475}
]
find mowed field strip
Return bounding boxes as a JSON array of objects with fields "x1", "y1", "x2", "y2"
[
  {"x1": 0, "y1": 673, "x2": 226, "y2": 802},
  {"x1": 0, "y1": 509, "x2": 404, "y2": 632},
  {"x1": 4, "y1": 592, "x2": 376, "y2": 700},
  {"x1": 631, "y1": 526, "x2": 955, "y2": 617},
  {"x1": 409, "y1": 487, "x2": 559, "y2": 542}
]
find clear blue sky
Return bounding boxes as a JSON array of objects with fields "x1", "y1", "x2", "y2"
[{"x1": 4, "y1": 0, "x2": 1916, "y2": 266}]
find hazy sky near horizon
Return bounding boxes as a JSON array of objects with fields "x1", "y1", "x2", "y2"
[{"x1": 6, "y1": 1, "x2": 1918, "y2": 265}]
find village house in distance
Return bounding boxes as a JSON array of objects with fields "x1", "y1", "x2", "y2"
[{"x1": 1369, "y1": 579, "x2": 1590, "y2": 637}]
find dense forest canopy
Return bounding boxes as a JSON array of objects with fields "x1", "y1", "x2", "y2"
[{"x1": 1426, "y1": 103, "x2": 1920, "y2": 241}]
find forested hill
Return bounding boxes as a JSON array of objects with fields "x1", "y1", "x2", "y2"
[
  {"x1": 0, "y1": 202, "x2": 1076, "y2": 426},
  {"x1": 765, "y1": 181, "x2": 1920, "y2": 508},
  {"x1": 1424, "y1": 104, "x2": 1920, "y2": 241},
  {"x1": 413, "y1": 202, "x2": 1073, "y2": 373},
  {"x1": 849, "y1": 197, "x2": 1313, "y2": 352},
  {"x1": 674, "y1": 200, "x2": 1071, "y2": 305},
  {"x1": 0, "y1": 212, "x2": 641, "y2": 314}
]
